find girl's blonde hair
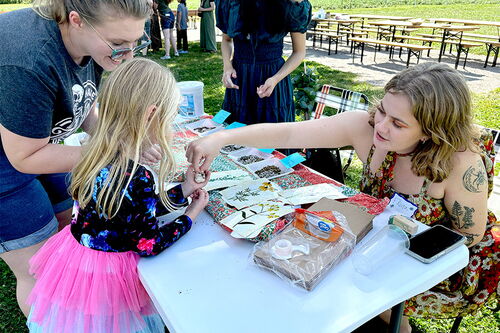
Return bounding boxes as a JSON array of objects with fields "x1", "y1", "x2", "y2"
[
  {"x1": 32, "y1": 0, "x2": 151, "y2": 24},
  {"x1": 71, "y1": 58, "x2": 180, "y2": 217},
  {"x1": 369, "y1": 63, "x2": 479, "y2": 182}
]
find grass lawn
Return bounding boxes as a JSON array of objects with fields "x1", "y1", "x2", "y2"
[{"x1": 1, "y1": 3, "x2": 499, "y2": 332}]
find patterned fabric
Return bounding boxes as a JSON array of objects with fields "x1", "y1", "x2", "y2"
[
  {"x1": 71, "y1": 162, "x2": 191, "y2": 256},
  {"x1": 359, "y1": 131, "x2": 499, "y2": 318}
]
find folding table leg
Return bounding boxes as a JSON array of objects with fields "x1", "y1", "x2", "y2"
[
  {"x1": 361, "y1": 42, "x2": 365, "y2": 63},
  {"x1": 484, "y1": 43, "x2": 492, "y2": 68},
  {"x1": 463, "y1": 48, "x2": 469, "y2": 69},
  {"x1": 493, "y1": 46, "x2": 499, "y2": 67},
  {"x1": 454, "y1": 45, "x2": 462, "y2": 69},
  {"x1": 388, "y1": 302, "x2": 404, "y2": 333}
]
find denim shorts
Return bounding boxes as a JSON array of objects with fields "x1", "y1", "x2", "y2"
[
  {"x1": 0, "y1": 173, "x2": 73, "y2": 253},
  {"x1": 160, "y1": 11, "x2": 175, "y2": 30}
]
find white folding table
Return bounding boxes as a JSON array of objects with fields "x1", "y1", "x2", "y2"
[{"x1": 138, "y1": 209, "x2": 469, "y2": 333}]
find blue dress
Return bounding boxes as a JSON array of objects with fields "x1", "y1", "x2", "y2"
[{"x1": 216, "y1": 0, "x2": 311, "y2": 125}]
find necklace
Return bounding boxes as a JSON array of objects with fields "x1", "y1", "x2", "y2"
[{"x1": 394, "y1": 147, "x2": 417, "y2": 157}]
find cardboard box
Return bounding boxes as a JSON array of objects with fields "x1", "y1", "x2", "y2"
[{"x1": 308, "y1": 197, "x2": 373, "y2": 243}]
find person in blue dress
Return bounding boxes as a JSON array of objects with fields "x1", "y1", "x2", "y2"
[{"x1": 216, "y1": 0, "x2": 312, "y2": 125}]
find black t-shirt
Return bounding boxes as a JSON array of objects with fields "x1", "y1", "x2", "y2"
[{"x1": 0, "y1": 8, "x2": 103, "y2": 144}]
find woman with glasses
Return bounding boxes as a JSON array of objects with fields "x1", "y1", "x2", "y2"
[{"x1": 0, "y1": 0, "x2": 153, "y2": 320}]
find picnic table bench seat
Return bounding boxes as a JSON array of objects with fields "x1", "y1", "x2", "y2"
[
  {"x1": 461, "y1": 32, "x2": 500, "y2": 40},
  {"x1": 349, "y1": 37, "x2": 432, "y2": 67}
]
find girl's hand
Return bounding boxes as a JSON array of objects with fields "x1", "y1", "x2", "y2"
[
  {"x1": 257, "y1": 77, "x2": 278, "y2": 98},
  {"x1": 184, "y1": 189, "x2": 209, "y2": 220},
  {"x1": 181, "y1": 165, "x2": 211, "y2": 197},
  {"x1": 222, "y1": 68, "x2": 239, "y2": 89},
  {"x1": 185, "y1": 134, "x2": 224, "y2": 172},
  {"x1": 140, "y1": 144, "x2": 162, "y2": 165}
]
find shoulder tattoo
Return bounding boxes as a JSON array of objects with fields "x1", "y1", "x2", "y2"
[
  {"x1": 451, "y1": 201, "x2": 475, "y2": 230},
  {"x1": 462, "y1": 160, "x2": 486, "y2": 193}
]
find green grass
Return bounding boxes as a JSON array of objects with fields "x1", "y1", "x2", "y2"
[{"x1": 1, "y1": 3, "x2": 499, "y2": 331}]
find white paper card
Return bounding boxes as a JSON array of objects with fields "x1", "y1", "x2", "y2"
[
  {"x1": 220, "y1": 179, "x2": 282, "y2": 210},
  {"x1": 205, "y1": 170, "x2": 255, "y2": 191},
  {"x1": 219, "y1": 202, "x2": 294, "y2": 238},
  {"x1": 386, "y1": 193, "x2": 418, "y2": 218},
  {"x1": 278, "y1": 183, "x2": 348, "y2": 205}
]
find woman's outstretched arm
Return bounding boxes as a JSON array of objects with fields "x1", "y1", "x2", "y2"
[{"x1": 186, "y1": 111, "x2": 373, "y2": 172}]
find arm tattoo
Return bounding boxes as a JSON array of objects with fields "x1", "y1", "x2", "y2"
[
  {"x1": 451, "y1": 200, "x2": 475, "y2": 230},
  {"x1": 462, "y1": 160, "x2": 486, "y2": 193},
  {"x1": 460, "y1": 231, "x2": 481, "y2": 246}
]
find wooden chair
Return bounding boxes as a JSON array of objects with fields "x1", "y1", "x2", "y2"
[{"x1": 303, "y1": 85, "x2": 369, "y2": 183}]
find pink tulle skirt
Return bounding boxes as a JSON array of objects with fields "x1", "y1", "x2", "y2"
[{"x1": 27, "y1": 225, "x2": 164, "y2": 333}]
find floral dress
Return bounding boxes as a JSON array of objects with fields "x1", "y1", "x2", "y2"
[{"x1": 359, "y1": 134, "x2": 499, "y2": 318}]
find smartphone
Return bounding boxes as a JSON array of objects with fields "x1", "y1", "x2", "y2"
[{"x1": 406, "y1": 225, "x2": 466, "y2": 263}]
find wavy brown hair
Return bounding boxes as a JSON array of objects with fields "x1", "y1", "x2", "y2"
[
  {"x1": 368, "y1": 63, "x2": 479, "y2": 182},
  {"x1": 70, "y1": 58, "x2": 179, "y2": 217}
]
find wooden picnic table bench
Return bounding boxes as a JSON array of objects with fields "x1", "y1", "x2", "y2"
[
  {"x1": 416, "y1": 32, "x2": 486, "y2": 68},
  {"x1": 461, "y1": 33, "x2": 500, "y2": 40},
  {"x1": 393, "y1": 34, "x2": 442, "y2": 56},
  {"x1": 307, "y1": 30, "x2": 343, "y2": 55},
  {"x1": 349, "y1": 37, "x2": 432, "y2": 67}
]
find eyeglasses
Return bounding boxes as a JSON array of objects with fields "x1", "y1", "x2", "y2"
[{"x1": 82, "y1": 17, "x2": 151, "y2": 60}]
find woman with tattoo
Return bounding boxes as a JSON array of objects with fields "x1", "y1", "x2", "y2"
[{"x1": 186, "y1": 63, "x2": 498, "y2": 333}]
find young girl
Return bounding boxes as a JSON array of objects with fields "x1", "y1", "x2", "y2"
[
  {"x1": 159, "y1": 0, "x2": 179, "y2": 59},
  {"x1": 27, "y1": 58, "x2": 210, "y2": 332}
]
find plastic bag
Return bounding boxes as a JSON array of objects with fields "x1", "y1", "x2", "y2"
[{"x1": 253, "y1": 209, "x2": 356, "y2": 291}]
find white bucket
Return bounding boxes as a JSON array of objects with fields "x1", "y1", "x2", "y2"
[{"x1": 177, "y1": 81, "x2": 204, "y2": 117}]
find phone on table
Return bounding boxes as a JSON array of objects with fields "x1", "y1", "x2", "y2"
[{"x1": 406, "y1": 225, "x2": 466, "y2": 263}]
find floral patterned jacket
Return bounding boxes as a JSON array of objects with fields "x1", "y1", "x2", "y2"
[{"x1": 71, "y1": 163, "x2": 191, "y2": 256}]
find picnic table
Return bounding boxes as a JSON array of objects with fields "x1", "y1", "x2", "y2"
[
  {"x1": 348, "y1": 14, "x2": 413, "y2": 21},
  {"x1": 368, "y1": 20, "x2": 421, "y2": 41},
  {"x1": 313, "y1": 18, "x2": 363, "y2": 45},
  {"x1": 430, "y1": 18, "x2": 500, "y2": 28}
]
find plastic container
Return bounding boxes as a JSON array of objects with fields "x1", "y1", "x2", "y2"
[
  {"x1": 228, "y1": 148, "x2": 274, "y2": 167},
  {"x1": 351, "y1": 225, "x2": 410, "y2": 276},
  {"x1": 184, "y1": 118, "x2": 223, "y2": 136},
  {"x1": 247, "y1": 158, "x2": 294, "y2": 180},
  {"x1": 177, "y1": 81, "x2": 204, "y2": 117}
]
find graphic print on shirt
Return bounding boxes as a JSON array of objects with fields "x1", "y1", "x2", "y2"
[{"x1": 50, "y1": 80, "x2": 97, "y2": 143}]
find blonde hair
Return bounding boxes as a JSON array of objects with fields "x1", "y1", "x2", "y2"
[
  {"x1": 32, "y1": 0, "x2": 151, "y2": 24},
  {"x1": 369, "y1": 63, "x2": 479, "y2": 182},
  {"x1": 71, "y1": 58, "x2": 180, "y2": 217}
]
